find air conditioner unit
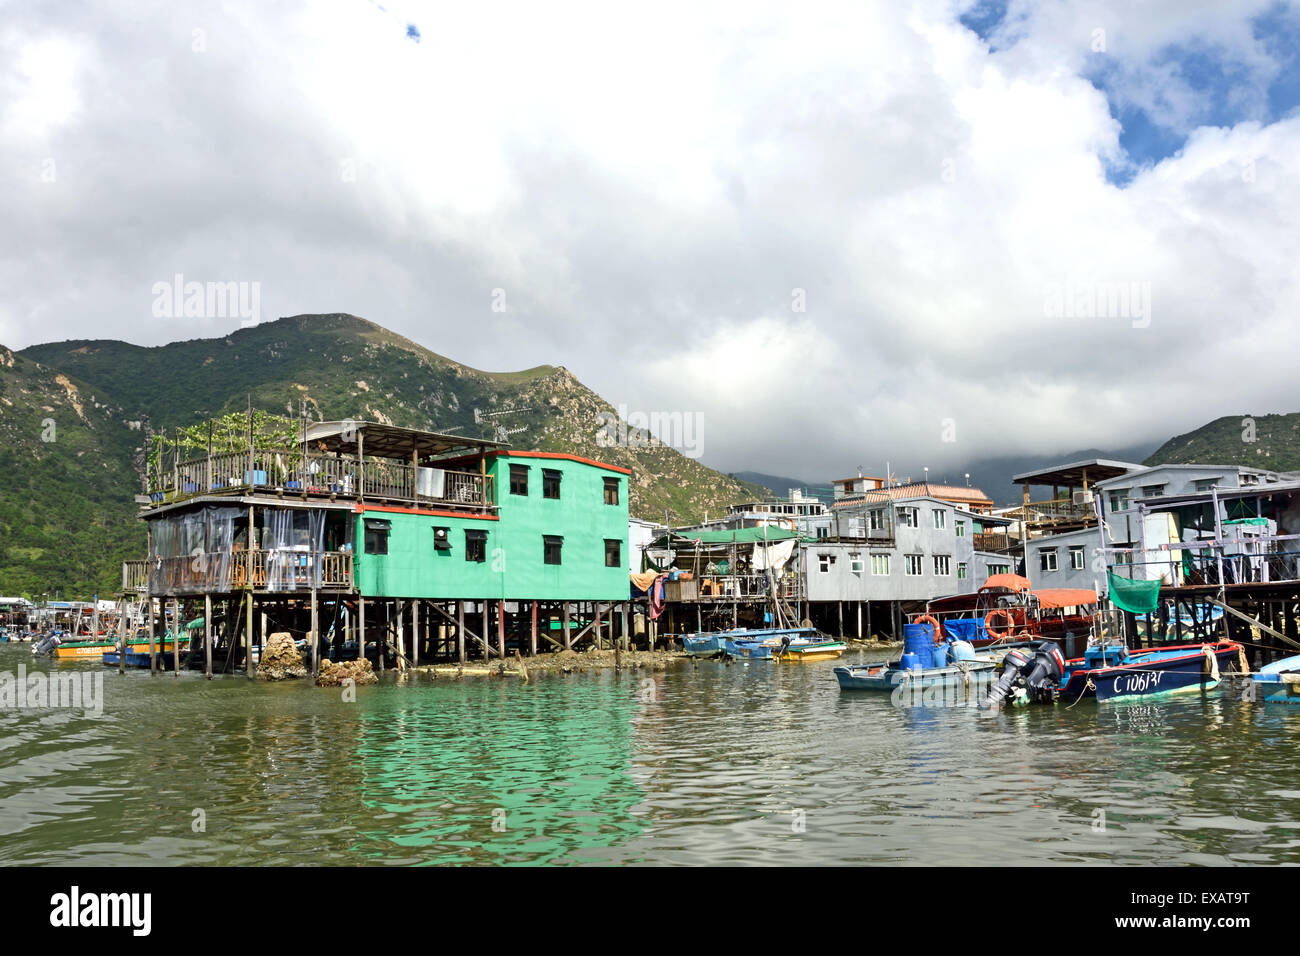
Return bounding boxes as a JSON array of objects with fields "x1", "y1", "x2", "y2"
[{"x1": 1072, "y1": 491, "x2": 1091, "y2": 506}]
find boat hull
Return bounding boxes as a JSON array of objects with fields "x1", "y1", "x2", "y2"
[
  {"x1": 777, "y1": 641, "x2": 846, "y2": 662},
  {"x1": 1058, "y1": 643, "x2": 1242, "y2": 703},
  {"x1": 835, "y1": 658, "x2": 998, "y2": 691}
]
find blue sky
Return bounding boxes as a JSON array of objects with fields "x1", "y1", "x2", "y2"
[{"x1": 962, "y1": 0, "x2": 1300, "y2": 184}]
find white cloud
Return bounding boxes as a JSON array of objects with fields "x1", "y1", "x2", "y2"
[{"x1": 2, "y1": 0, "x2": 1298, "y2": 482}]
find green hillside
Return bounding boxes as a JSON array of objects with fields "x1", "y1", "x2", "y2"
[
  {"x1": 1145, "y1": 414, "x2": 1300, "y2": 471},
  {"x1": 2, "y1": 314, "x2": 766, "y2": 598}
]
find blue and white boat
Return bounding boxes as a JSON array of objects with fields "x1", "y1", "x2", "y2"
[
  {"x1": 680, "y1": 626, "x2": 820, "y2": 658},
  {"x1": 1245, "y1": 654, "x2": 1300, "y2": 704},
  {"x1": 724, "y1": 627, "x2": 822, "y2": 660},
  {"x1": 982, "y1": 640, "x2": 1246, "y2": 707}
]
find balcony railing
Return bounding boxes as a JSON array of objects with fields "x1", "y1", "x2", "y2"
[
  {"x1": 147, "y1": 449, "x2": 494, "y2": 512},
  {"x1": 1008, "y1": 497, "x2": 1095, "y2": 528},
  {"x1": 973, "y1": 532, "x2": 1013, "y2": 552},
  {"x1": 126, "y1": 549, "x2": 355, "y2": 596}
]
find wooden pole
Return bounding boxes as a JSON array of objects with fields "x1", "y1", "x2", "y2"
[
  {"x1": 563, "y1": 602, "x2": 572, "y2": 650},
  {"x1": 358, "y1": 597, "x2": 366, "y2": 663},
  {"x1": 456, "y1": 599, "x2": 466, "y2": 665},
  {"x1": 397, "y1": 600, "x2": 406, "y2": 671},
  {"x1": 245, "y1": 592, "x2": 254, "y2": 678},
  {"x1": 310, "y1": 588, "x2": 319, "y2": 677},
  {"x1": 204, "y1": 594, "x2": 213, "y2": 679},
  {"x1": 621, "y1": 601, "x2": 629, "y2": 651},
  {"x1": 530, "y1": 601, "x2": 538, "y2": 657},
  {"x1": 481, "y1": 600, "x2": 490, "y2": 661},
  {"x1": 412, "y1": 599, "x2": 420, "y2": 667},
  {"x1": 497, "y1": 600, "x2": 506, "y2": 659},
  {"x1": 116, "y1": 598, "x2": 127, "y2": 675},
  {"x1": 172, "y1": 597, "x2": 181, "y2": 675},
  {"x1": 148, "y1": 596, "x2": 157, "y2": 675}
]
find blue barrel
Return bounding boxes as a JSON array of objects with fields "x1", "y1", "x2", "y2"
[
  {"x1": 931, "y1": 644, "x2": 948, "y2": 668},
  {"x1": 902, "y1": 623, "x2": 934, "y2": 669},
  {"x1": 900, "y1": 652, "x2": 922, "y2": 671}
]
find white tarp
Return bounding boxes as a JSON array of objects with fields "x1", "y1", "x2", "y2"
[{"x1": 752, "y1": 538, "x2": 797, "y2": 572}]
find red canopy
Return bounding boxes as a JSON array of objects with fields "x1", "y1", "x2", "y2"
[{"x1": 980, "y1": 573, "x2": 1032, "y2": 593}]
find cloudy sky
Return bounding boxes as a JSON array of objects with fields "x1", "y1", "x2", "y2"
[{"x1": 4, "y1": 0, "x2": 1300, "y2": 482}]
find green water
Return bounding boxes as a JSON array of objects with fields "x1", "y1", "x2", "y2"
[{"x1": 1, "y1": 643, "x2": 1298, "y2": 865}]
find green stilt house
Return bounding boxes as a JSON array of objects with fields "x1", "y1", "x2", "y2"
[{"x1": 122, "y1": 418, "x2": 632, "y2": 675}]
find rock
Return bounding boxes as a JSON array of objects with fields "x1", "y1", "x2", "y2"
[
  {"x1": 257, "y1": 632, "x2": 308, "y2": 680},
  {"x1": 316, "y1": 656, "x2": 378, "y2": 687}
]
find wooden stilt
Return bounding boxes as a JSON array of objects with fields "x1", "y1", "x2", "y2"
[
  {"x1": 563, "y1": 602, "x2": 572, "y2": 650},
  {"x1": 530, "y1": 601, "x2": 538, "y2": 657},
  {"x1": 117, "y1": 598, "x2": 128, "y2": 675},
  {"x1": 498, "y1": 600, "x2": 506, "y2": 658},
  {"x1": 148, "y1": 596, "x2": 157, "y2": 675},
  {"x1": 412, "y1": 600, "x2": 420, "y2": 667},
  {"x1": 397, "y1": 600, "x2": 406, "y2": 671},
  {"x1": 245, "y1": 591, "x2": 254, "y2": 677},
  {"x1": 172, "y1": 597, "x2": 181, "y2": 676},
  {"x1": 310, "y1": 588, "x2": 319, "y2": 677},
  {"x1": 358, "y1": 596, "x2": 366, "y2": 663},
  {"x1": 621, "y1": 601, "x2": 629, "y2": 651},
  {"x1": 457, "y1": 600, "x2": 466, "y2": 664}
]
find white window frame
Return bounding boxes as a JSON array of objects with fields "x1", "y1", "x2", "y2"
[
  {"x1": 1069, "y1": 546, "x2": 1085, "y2": 570},
  {"x1": 905, "y1": 554, "x2": 923, "y2": 576},
  {"x1": 1040, "y1": 549, "x2": 1058, "y2": 572},
  {"x1": 871, "y1": 553, "x2": 891, "y2": 576},
  {"x1": 932, "y1": 509, "x2": 946, "y2": 530},
  {"x1": 957, "y1": 562, "x2": 967, "y2": 580},
  {"x1": 933, "y1": 555, "x2": 951, "y2": 576},
  {"x1": 955, "y1": 520, "x2": 966, "y2": 538}
]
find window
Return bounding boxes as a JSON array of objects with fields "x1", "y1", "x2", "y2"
[
  {"x1": 934, "y1": 555, "x2": 951, "y2": 576},
  {"x1": 850, "y1": 557, "x2": 865, "y2": 573},
  {"x1": 543, "y1": 468, "x2": 562, "y2": 499},
  {"x1": 905, "y1": 554, "x2": 923, "y2": 576},
  {"x1": 818, "y1": 553, "x2": 836, "y2": 573},
  {"x1": 510, "y1": 464, "x2": 529, "y2": 496},
  {"x1": 1069, "y1": 546, "x2": 1085, "y2": 570},
  {"x1": 1193, "y1": 478, "x2": 1220, "y2": 492},
  {"x1": 1040, "y1": 549, "x2": 1058, "y2": 572},
  {"x1": 957, "y1": 562, "x2": 967, "y2": 580},
  {"x1": 816, "y1": 526, "x2": 829, "y2": 539},
  {"x1": 1140, "y1": 484, "x2": 1166, "y2": 498},
  {"x1": 363, "y1": 518, "x2": 390, "y2": 555},
  {"x1": 603, "y1": 476, "x2": 620, "y2": 505},
  {"x1": 465, "y1": 529, "x2": 486, "y2": 563},
  {"x1": 933, "y1": 509, "x2": 946, "y2": 530},
  {"x1": 988, "y1": 563, "x2": 1010, "y2": 576},
  {"x1": 871, "y1": 554, "x2": 891, "y2": 575},
  {"x1": 955, "y1": 520, "x2": 966, "y2": 538},
  {"x1": 869, "y1": 509, "x2": 885, "y2": 531},
  {"x1": 543, "y1": 535, "x2": 563, "y2": 565},
  {"x1": 898, "y1": 507, "x2": 918, "y2": 528},
  {"x1": 604, "y1": 538, "x2": 621, "y2": 568},
  {"x1": 433, "y1": 526, "x2": 451, "y2": 551},
  {"x1": 1109, "y1": 491, "x2": 1129, "y2": 512},
  {"x1": 1241, "y1": 473, "x2": 1260, "y2": 486}
]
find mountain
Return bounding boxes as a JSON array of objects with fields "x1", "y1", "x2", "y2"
[
  {"x1": 728, "y1": 471, "x2": 835, "y2": 502},
  {"x1": 1145, "y1": 414, "x2": 1300, "y2": 472},
  {"x1": 3, "y1": 314, "x2": 767, "y2": 597}
]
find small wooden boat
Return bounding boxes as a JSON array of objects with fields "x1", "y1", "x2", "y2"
[
  {"x1": 775, "y1": 637, "x2": 847, "y2": 662},
  {"x1": 723, "y1": 627, "x2": 828, "y2": 660},
  {"x1": 103, "y1": 649, "x2": 178, "y2": 670},
  {"x1": 52, "y1": 640, "x2": 118, "y2": 660}
]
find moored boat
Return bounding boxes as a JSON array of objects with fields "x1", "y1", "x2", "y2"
[
  {"x1": 981, "y1": 640, "x2": 1245, "y2": 707},
  {"x1": 1242, "y1": 654, "x2": 1300, "y2": 704}
]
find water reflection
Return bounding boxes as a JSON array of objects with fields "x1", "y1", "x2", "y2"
[{"x1": 0, "y1": 645, "x2": 1298, "y2": 864}]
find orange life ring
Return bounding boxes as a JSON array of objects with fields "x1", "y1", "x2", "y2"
[
  {"x1": 915, "y1": 614, "x2": 945, "y2": 645},
  {"x1": 984, "y1": 608, "x2": 1015, "y2": 639}
]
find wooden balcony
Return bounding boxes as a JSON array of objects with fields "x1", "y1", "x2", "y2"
[
  {"x1": 124, "y1": 549, "x2": 355, "y2": 596},
  {"x1": 146, "y1": 449, "x2": 494, "y2": 514},
  {"x1": 1006, "y1": 496, "x2": 1095, "y2": 531},
  {"x1": 973, "y1": 532, "x2": 1014, "y2": 552}
]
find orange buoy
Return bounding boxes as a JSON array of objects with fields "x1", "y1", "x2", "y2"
[{"x1": 984, "y1": 608, "x2": 1015, "y2": 639}]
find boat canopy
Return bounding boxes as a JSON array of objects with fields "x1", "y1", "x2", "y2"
[
  {"x1": 1031, "y1": 588, "x2": 1098, "y2": 609},
  {"x1": 980, "y1": 572, "x2": 1032, "y2": 593}
]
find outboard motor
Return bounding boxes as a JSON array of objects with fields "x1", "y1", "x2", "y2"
[
  {"x1": 980, "y1": 642, "x2": 1065, "y2": 709},
  {"x1": 32, "y1": 631, "x2": 62, "y2": 656}
]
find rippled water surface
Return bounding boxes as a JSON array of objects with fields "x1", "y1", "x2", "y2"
[{"x1": 1, "y1": 644, "x2": 1298, "y2": 865}]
